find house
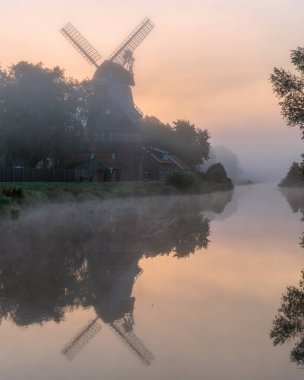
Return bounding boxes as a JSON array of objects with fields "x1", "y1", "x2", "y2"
[
  {"x1": 64, "y1": 153, "x2": 121, "y2": 182},
  {"x1": 142, "y1": 147, "x2": 189, "y2": 181},
  {"x1": 65, "y1": 148, "x2": 189, "y2": 182}
]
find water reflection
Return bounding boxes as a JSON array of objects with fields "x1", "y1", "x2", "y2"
[
  {"x1": 280, "y1": 188, "x2": 304, "y2": 247},
  {"x1": 271, "y1": 269, "x2": 304, "y2": 365},
  {"x1": 0, "y1": 192, "x2": 232, "y2": 364},
  {"x1": 271, "y1": 188, "x2": 304, "y2": 365}
]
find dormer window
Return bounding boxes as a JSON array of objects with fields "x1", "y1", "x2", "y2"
[{"x1": 163, "y1": 153, "x2": 169, "y2": 161}]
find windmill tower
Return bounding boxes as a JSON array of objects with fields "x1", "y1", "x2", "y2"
[{"x1": 60, "y1": 18, "x2": 154, "y2": 180}]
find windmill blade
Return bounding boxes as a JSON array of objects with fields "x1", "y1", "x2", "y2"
[
  {"x1": 110, "y1": 318, "x2": 154, "y2": 366},
  {"x1": 108, "y1": 18, "x2": 154, "y2": 66},
  {"x1": 60, "y1": 22, "x2": 102, "y2": 68},
  {"x1": 62, "y1": 317, "x2": 102, "y2": 361}
]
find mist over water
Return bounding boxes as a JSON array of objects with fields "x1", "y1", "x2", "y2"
[{"x1": 1, "y1": 185, "x2": 304, "y2": 379}]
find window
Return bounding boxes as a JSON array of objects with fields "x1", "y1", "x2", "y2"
[
  {"x1": 101, "y1": 131, "x2": 112, "y2": 143},
  {"x1": 144, "y1": 170, "x2": 150, "y2": 181},
  {"x1": 159, "y1": 170, "x2": 168, "y2": 181}
]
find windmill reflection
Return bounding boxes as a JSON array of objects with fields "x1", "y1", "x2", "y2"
[
  {"x1": 0, "y1": 193, "x2": 232, "y2": 365},
  {"x1": 62, "y1": 262, "x2": 154, "y2": 365}
]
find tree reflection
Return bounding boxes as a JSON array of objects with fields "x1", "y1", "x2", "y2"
[
  {"x1": 270, "y1": 270, "x2": 304, "y2": 365},
  {"x1": 280, "y1": 187, "x2": 304, "y2": 246},
  {"x1": 0, "y1": 192, "x2": 232, "y2": 332},
  {"x1": 271, "y1": 188, "x2": 304, "y2": 365}
]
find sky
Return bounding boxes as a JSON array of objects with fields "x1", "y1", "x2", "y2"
[{"x1": 1, "y1": 0, "x2": 304, "y2": 180}]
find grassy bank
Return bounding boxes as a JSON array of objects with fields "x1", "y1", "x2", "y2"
[{"x1": 0, "y1": 179, "x2": 233, "y2": 212}]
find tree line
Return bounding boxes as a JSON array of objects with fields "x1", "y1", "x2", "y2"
[{"x1": 0, "y1": 61, "x2": 210, "y2": 169}]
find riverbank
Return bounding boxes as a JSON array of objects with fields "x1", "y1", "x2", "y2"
[{"x1": 0, "y1": 179, "x2": 233, "y2": 212}]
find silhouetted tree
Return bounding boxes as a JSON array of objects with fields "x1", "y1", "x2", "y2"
[
  {"x1": 279, "y1": 161, "x2": 304, "y2": 187},
  {"x1": 172, "y1": 119, "x2": 210, "y2": 168},
  {"x1": 270, "y1": 48, "x2": 304, "y2": 179},
  {"x1": 270, "y1": 47, "x2": 304, "y2": 138},
  {"x1": 0, "y1": 62, "x2": 89, "y2": 167},
  {"x1": 141, "y1": 117, "x2": 210, "y2": 168}
]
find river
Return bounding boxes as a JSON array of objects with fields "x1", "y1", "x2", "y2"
[{"x1": 0, "y1": 183, "x2": 304, "y2": 380}]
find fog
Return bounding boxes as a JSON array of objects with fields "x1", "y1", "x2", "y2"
[{"x1": 1, "y1": 0, "x2": 304, "y2": 180}]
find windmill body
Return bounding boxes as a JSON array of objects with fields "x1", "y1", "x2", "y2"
[{"x1": 60, "y1": 19, "x2": 154, "y2": 180}]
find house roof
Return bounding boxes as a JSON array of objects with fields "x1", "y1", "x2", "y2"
[
  {"x1": 64, "y1": 153, "x2": 121, "y2": 170},
  {"x1": 143, "y1": 147, "x2": 190, "y2": 170},
  {"x1": 95, "y1": 154, "x2": 121, "y2": 170}
]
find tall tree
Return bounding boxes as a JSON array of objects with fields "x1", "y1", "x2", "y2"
[
  {"x1": 141, "y1": 116, "x2": 210, "y2": 168},
  {"x1": 270, "y1": 47, "x2": 304, "y2": 138},
  {"x1": 172, "y1": 119, "x2": 210, "y2": 168},
  {"x1": 0, "y1": 61, "x2": 87, "y2": 166}
]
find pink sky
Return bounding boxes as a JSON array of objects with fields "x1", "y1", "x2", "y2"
[{"x1": 1, "y1": 0, "x2": 303, "y2": 179}]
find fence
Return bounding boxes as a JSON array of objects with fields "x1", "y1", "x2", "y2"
[{"x1": 0, "y1": 168, "x2": 85, "y2": 182}]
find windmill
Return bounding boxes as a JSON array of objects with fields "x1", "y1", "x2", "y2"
[{"x1": 60, "y1": 18, "x2": 154, "y2": 131}]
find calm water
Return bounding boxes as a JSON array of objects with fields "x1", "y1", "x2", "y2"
[{"x1": 0, "y1": 184, "x2": 304, "y2": 380}]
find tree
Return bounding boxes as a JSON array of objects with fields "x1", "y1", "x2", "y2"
[
  {"x1": 140, "y1": 117, "x2": 210, "y2": 168},
  {"x1": 279, "y1": 161, "x2": 304, "y2": 187},
  {"x1": 171, "y1": 120, "x2": 210, "y2": 168},
  {"x1": 140, "y1": 116, "x2": 173, "y2": 150},
  {"x1": 0, "y1": 61, "x2": 88, "y2": 167},
  {"x1": 270, "y1": 47, "x2": 304, "y2": 138}
]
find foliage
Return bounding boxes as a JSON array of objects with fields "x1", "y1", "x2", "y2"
[
  {"x1": 2, "y1": 186, "x2": 24, "y2": 199},
  {"x1": 0, "y1": 61, "x2": 210, "y2": 171},
  {"x1": 0, "y1": 61, "x2": 90, "y2": 167},
  {"x1": 279, "y1": 161, "x2": 304, "y2": 187},
  {"x1": 166, "y1": 170, "x2": 200, "y2": 191},
  {"x1": 205, "y1": 163, "x2": 233, "y2": 187},
  {"x1": 0, "y1": 194, "x2": 11, "y2": 208},
  {"x1": 270, "y1": 47, "x2": 304, "y2": 138},
  {"x1": 167, "y1": 163, "x2": 233, "y2": 192},
  {"x1": 141, "y1": 117, "x2": 210, "y2": 168}
]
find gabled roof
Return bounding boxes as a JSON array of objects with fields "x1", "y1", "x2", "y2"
[
  {"x1": 64, "y1": 153, "x2": 121, "y2": 170},
  {"x1": 143, "y1": 147, "x2": 190, "y2": 170},
  {"x1": 95, "y1": 154, "x2": 121, "y2": 170}
]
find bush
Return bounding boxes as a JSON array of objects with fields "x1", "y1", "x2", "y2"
[
  {"x1": 1, "y1": 186, "x2": 24, "y2": 199},
  {"x1": 279, "y1": 162, "x2": 304, "y2": 187},
  {"x1": 0, "y1": 194, "x2": 11, "y2": 208},
  {"x1": 205, "y1": 163, "x2": 233, "y2": 187},
  {"x1": 166, "y1": 171, "x2": 200, "y2": 191}
]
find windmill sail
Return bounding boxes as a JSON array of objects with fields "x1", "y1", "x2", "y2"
[
  {"x1": 110, "y1": 318, "x2": 154, "y2": 366},
  {"x1": 108, "y1": 18, "x2": 154, "y2": 67},
  {"x1": 62, "y1": 317, "x2": 102, "y2": 361},
  {"x1": 60, "y1": 23, "x2": 102, "y2": 67}
]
